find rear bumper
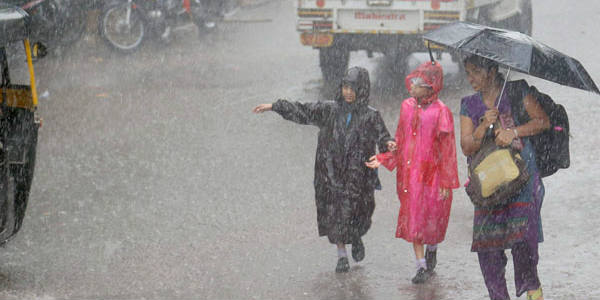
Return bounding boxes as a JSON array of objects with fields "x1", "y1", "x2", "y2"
[{"x1": 300, "y1": 31, "x2": 430, "y2": 54}]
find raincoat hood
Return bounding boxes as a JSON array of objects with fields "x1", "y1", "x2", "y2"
[
  {"x1": 337, "y1": 67, "x2": 371, "y2": 106},
  {"x1": 405, "y1": 61, "x2": 444, "y2": 104}
]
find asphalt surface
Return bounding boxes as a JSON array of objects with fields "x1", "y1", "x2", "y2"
[{"x1": 0, "y1": 0, "x2": 599, "y2": 299}]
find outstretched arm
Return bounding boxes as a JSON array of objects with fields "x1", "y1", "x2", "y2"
[
  {"x1": 253, "y1": 99, "x2": 331, "y2": 127},
  {"x1": 253, "y1": 103, "x2": 273, "y2": 113}
]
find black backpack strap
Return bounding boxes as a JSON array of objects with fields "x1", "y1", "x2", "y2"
[{"x1": 506, "y1": 80, "x2": 530, "y2": 126}]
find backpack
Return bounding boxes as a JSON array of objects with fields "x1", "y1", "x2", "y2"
[{"x1": 506, "y1": 80, "x2": 570, "y2": 177}]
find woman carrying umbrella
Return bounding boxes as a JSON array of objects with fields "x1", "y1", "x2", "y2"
[
  {"x1": 423, "y1": 21, "x2": 599, "y2": 300},
  {"x1": 459, "y1": 55, "x2": 549, "y2": 300}
]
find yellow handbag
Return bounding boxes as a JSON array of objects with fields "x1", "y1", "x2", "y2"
[{"x1": 466, "y1": 132, "x2": 530, "y2": 207}]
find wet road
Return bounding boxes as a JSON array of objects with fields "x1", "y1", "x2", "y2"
[{"x1": 1, "y1": 0, "x2": 599, "y2": 299}]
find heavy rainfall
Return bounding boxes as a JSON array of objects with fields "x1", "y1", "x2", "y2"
[{"x1": 0, "y1": 0, "x2": 599, "y2": 299}]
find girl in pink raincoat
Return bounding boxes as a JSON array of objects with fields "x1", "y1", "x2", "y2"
[{"x1": 366, "y1": 61, "x2": 459, "y2": 284}]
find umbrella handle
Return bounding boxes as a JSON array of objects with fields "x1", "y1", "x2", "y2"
[{"x1": 427, "y1": 42, "x2": 436, "y2": 64}]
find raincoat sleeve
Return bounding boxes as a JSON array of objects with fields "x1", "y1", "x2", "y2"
[
  {"x1": 376, "y1": 112, "x2": 403, "y2": 171},
  {"x1": 373, "y1": 111, "x2": 394, "y2": 153},
  {"x1": 437, "y1": 106, "x2": 460, "y2": 189},
  {"x1": 271, "y1": 99, "x2": 331, "y2": 127}
]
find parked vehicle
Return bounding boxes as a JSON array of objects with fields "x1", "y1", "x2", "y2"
[
  {"x1": 11, "y1": 0, "x2": 88, "y2": 49},
  {"x1": 192, "y1": 0, "x2": 240, "y2": 33},
  {"x1": 99, "y1": 0, "x2": 239, "y2": 53},
  {"x1": 0, "y1": 4, "x2": 45, "y2": 245},
  {"x1": 295, "y1": 0, "x2": 532, "y2": 83}
]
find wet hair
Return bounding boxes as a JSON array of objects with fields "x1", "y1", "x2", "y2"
[
  {"x1": 463, "y1": 55, "x2": 505, "y2": 82},
  {"x1": 341, "y1": 67, "x2": 362, "y2": 91}
]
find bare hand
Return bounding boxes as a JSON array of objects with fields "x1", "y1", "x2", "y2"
[
  {"x1": 440, "y1": 188, "x2": 449, "y2": 200},
  {"x1": 482, "y1": 108, "x2": 499, "y2": 127},
  {"x1": 494, "y1": 128, "x2": 517, "y2": 147},
  {"x1": 365, "y1": 155, "x2": 381, "y2": 169},
  {"x1": 252, "y1": 103, "x2": 273, "y2": 113},
  {"x1": 387, "y1": 141, "x2": 397, "y2": 151}
]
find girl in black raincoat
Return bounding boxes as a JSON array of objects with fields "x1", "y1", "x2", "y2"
[{"x1": 253, "y1": 67, "x2": 395, "y2": 272}]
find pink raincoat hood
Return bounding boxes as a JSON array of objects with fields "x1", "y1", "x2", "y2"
[{"x1": 405, "y1": 61, "x2": 444, "y2": 104}]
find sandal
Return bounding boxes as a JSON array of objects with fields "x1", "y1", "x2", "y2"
[{"x1": 526, "y1": 287, "x2": 543, "y2": 300}]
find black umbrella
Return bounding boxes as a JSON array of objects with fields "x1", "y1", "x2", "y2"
[{"x1": 423, "y1": 21, "x2": 600, "y2": 95}]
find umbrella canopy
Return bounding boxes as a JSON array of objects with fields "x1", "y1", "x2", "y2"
[{"x1": 423, "y1": 22, "x2": 600, "y2": 94}]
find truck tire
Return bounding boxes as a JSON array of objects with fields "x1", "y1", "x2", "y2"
[
  {"x1": 319, "y1": 45, "x2": 349, "y2": 85},
  {"x1": 379, "y1": 50, "x2": 409, "y2": 93},
  {"x1": 386, "y1": 51, "x2": 409, "y2": 78}
]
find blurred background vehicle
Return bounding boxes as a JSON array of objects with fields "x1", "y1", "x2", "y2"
[
  {"x1": 294, "y1": 0, "x2": 532, "y2": 84},
  {"x1": 5, "y1": 0, "x2": 89, "y2": 50},
  {"x1": 98, "y1": 0, "x2": 241, "y2": 53}
]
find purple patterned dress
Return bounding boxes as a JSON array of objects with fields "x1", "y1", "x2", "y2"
[{"x1": 460, "y1": 92, "x2": 545, "y2": 252}]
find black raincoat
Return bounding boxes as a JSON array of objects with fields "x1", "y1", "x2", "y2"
[{"x1": 272, "y1": 67, "x2": 393, "y2": 244}]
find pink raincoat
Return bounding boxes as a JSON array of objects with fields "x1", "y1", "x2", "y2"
[{"x1": 377, "y1": 61, "x2": 459, "y2": 244}]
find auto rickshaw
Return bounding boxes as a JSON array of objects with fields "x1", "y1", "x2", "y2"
[{"x1": 0, "y1": 4, "x2": 45, "y2": 245}]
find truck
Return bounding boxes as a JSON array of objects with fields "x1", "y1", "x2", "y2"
[{"x1": 295, "y1": 0, "x2": 532, "y2": 83}]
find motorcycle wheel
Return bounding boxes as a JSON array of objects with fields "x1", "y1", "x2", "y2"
[
  {"x1": 54, "y1": 0, "x2": 88, "y2": 47},
  {"x1": 99, "y1": 2, "x2": 146, "y2": 53}
]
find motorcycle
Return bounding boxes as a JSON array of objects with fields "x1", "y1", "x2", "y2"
[
  {"x1": 99, "y1": 0, "x2": 238, "y2": 53},
  {"x1": 16, "y1": 0, "x2": 88, "y2": 50},
  {"x1": 193, "y1": 0, "x2": 240, "y2": 33}
]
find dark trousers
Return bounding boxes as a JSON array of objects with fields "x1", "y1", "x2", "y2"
[{"x1": 477, "y1": 242, "x2": 541, "y2": 300}]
